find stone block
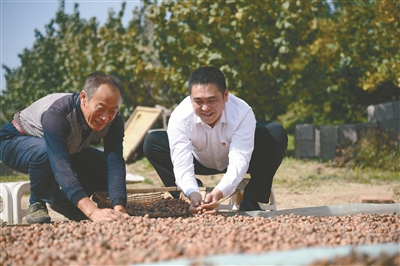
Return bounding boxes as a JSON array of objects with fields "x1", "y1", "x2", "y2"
[
  {"x1": 339, "y1": 124, "x2": 358, "y2": 144},
  {"x1": 367, "y1": 101, "x2": 397, "y2": 122},
  {"x1": 319, "y1": 125, "x2": 339, "y2": 161},
  {"x1": 295, "y1": 124, "x2": 314, "y2": 140},
  {"x1": 295, "y1": 124, "x2": 316, "y2": 158},
  {"x1": 319, "y1": 125, "x2": 339, "y2": 140},
  {"x1": 378, "y1": 119, "x2": 400, "y2": 141},
  {"x1": 393, "y1": 101, "x2": 400, "y2": 119},
  {"x1": 379, "y1": 119, "x2": 400, "y2": 131},
  {"x1": 295, "y1": 141, "x2": 317, "y2": 158},
  {"x1": 356, "y1": 122, "x2": 378, "y2": 139}
]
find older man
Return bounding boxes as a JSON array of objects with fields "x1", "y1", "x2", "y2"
[{"x1": 0, "y1": 72, "x2": 130, "y2": 223}]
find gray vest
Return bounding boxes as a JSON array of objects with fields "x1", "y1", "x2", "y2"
[{"x1": 19, "y1": 93, "x2": 111, "y2": 154}]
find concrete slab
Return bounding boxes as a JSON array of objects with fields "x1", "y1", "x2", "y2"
[
  {"x1": 239, "y1": 203, "x2": 400, "y2": 218},
  {"x1": 137, "y1": 243, "x2": 399, "y2": 266}
]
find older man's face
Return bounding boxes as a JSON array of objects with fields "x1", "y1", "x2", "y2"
[{"x1": 80, "y1": 84, "x2": 121, "y2": 131}]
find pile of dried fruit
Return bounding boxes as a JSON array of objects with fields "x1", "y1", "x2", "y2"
[
  {"x1": 126, "y1": 197, "x2": 190, "y2": 217},
  {"x1": 92, "y1": 191, "x2": 191, "y2": 218},
  {"x1": 1, "y1": 212, "x2": 398, "y2": 265},
  {"x1": 310, "y1": 250, "x2": 399, "y2": 265}
]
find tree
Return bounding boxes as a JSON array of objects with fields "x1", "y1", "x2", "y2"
[
  {"x1": 147, "y1": 0, "x2": 330, "y2": 123},
  {"x1": 2, "y1": 2, "x2": 99, "y2": 120},
  {"x1": 2, "y1": 0, "x2": 398, "y2": 129},
  {"x1": 1, "y1": 1, "x2": 160, "y2": 121},
  {"x1": 283, "y1": 0, "x2": 400, "y2": 126}
]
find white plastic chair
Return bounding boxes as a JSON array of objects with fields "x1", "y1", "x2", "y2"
[
  {"x1": 126, "y1": 173, "x2": 145, "y2": 184},
  {"x1": 259, "y1": 186, "x2": 277, "y2": 211},
  {"x1": 0, "y1": 181, "x2": 30, "y2": 224},
  {"x1": 218, "y1": 178, "x2": 277, "y2": 212},
  {"x1": 0, "y1": 184, "x2": 13, "y2": 224}
]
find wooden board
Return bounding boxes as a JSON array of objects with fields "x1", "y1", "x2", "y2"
[{"x1": 123, "y1": 106, "x2": 162, "y2": 161}]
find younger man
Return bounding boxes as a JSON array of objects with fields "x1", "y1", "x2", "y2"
[{"x1": 144, "y1": 66, "x2": 287, "y2": 214}]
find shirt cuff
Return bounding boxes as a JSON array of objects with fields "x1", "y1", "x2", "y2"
[
  {"x1": 185, "y1": 187, "x2": 201, "y2": 198},
  {"x1": 70, "y1": 190, "x2": 88, "y2": 206},
  {"x1": 111, "y1": 198, "x2": 127, "y2": 208}
]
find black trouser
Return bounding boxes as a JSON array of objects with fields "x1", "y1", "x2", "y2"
[{"x1": 143, "y1": 122, "x2": 287, "y2": 203}]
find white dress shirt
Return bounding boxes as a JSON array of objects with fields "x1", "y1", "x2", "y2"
[{"x1": 167, "y1": 93, "x2": 256, "y2": 198}]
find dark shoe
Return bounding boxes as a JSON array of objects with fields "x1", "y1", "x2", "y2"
[
  {"x1": 51, "y1": 202, "x2": 88, "y2": 222},
  {"x1": 239, "y1": 196, "x2": 262, "y2": 211},
  {"x1": 26, "y1": 202, "x2": 51, "y2": 224}
]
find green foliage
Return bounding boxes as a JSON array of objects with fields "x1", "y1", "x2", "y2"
[
  {"x1": 354, "y1": 137, "x2": 399, "y2": 172},
  {"x1": 0, "y1": 175, "x2": 29, "y2": 182},
  {"x1": 282, "y1": 0, "x2": 400, "y2": 125},
  {"x1": 300, "y1": 174, "x2": 338, "y2": 181},
  {"x1": 147, "y1": 0, "x2": 331, "y2": 122},
  {"x1": 1, "y1": 0, "x2": 399, "y2": 126},
  {"x1": 2, "y1": 3, "x2": 100, "y2": 117},
  {"x1": 1, "y1": 1, "x2": 166, "y2": 121},
  {"x1": 333, "y1": 130, "x2": 400, "y2": 172},
  {"x1": 285, "y1": 134, "x2": 294, "y2": 157}
]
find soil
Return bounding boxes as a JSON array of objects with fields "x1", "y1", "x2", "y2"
[
  {"x1": 125, "y1": 160, "x2": 400, "y2": 210},
  {"x1": 29, "y1": 181, "x2": 398, "y2": 223},
  {"x1": 5, "y1": 158, "x2": 400, "y2": 224}
]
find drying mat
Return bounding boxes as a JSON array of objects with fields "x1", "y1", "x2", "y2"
[{"x1": 91, "y1": 187, "x2": 241, "y2": 218}]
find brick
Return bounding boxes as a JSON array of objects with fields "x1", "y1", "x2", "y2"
[{"x1": 359, "y1": 195, "x2": 395, "y2": 204}]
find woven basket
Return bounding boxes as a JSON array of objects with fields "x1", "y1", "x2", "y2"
[
  {"x1": 91, "y1": 187, "x2": 241, "y2": 218},
  {"x1": 91, "y1": 187, "x2": 188, "y2": 218}
]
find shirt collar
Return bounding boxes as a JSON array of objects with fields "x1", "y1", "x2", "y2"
[{"x1": 76, "y1": 98, "x2": 90, "y2": 129}]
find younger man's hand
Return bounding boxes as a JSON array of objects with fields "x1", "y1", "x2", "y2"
[
  {"x1": 188, "y1": 191, "x2": 203, "y2": 214},
  {"x1": 200, "y1": 188, "x2": 223, "y2": 215}
]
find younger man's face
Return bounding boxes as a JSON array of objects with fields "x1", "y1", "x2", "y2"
[{"x1": 190, "y1": 83, "x2": 228, "y2": 128}]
